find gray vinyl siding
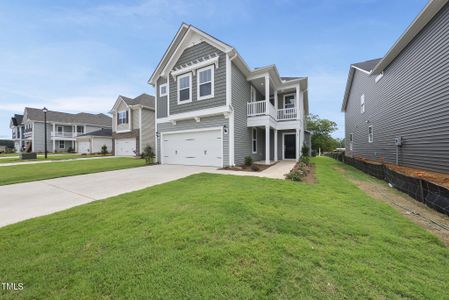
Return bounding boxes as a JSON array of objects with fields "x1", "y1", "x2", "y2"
[
  {"x1": 156, "y1": 77, "x2": 168, "y2": 118},
  {"x1": 168, "y1": 42, "x2": 226, "y2": 114},
  {"x1": 32, "y1": 122, "x2": 52, "y2": 152},
  {"x1": 85, "y1": 125, "x2": 106, "y2": 133},
  {"x1": 345, "y1": 2, "x2": 449, "y2": 173},
  {"x1": 131, "y1": 108, "x2": 140, "y2": 130},
  {"x1": 157, "y1": 115, "x2": 229, "y2": 166},
  {"x1": 141, "y1": 108, "x2": 155, "y2": 150}
]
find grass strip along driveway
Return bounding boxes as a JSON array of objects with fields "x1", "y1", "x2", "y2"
[
  {"x1": 0, "y1": 157, "x2": 146, "y2": 186},
  {"x1": 0, "y1": 154, "x2": 110, "y2": 164},
  {"x1": 0, "y1": 157, "x2": 448, "y2": 299}
]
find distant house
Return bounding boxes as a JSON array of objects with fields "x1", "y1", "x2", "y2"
[
  {"x1": 76, "y1": 128, "x2": 113, "y2": 154},
  {"x1": 10, "y1": 108, "x2": 112, "y2": 153},
  {"x1": 110, "y1": 94, "x2": 155, "y2": 156},
  {"x1": 342, "y1": 0, "x2": 449, "y2": 173}
]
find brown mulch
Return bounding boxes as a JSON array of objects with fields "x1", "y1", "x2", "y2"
[
  {"x1": 302, "y1": 163, "x2": 317, "y2": 184},
  {"x1": 221, "y1": 163, "x2": 271, "y2": 173},
  {"x1": 385, "y1": 163, "x2": 449, "y2": 189},
  {"x1": 336, "y1": 166, "x2": 449, "y2": 247}
]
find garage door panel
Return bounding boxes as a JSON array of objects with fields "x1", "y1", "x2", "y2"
[
  {"x1": 115, "y1": 138, "x2": 136, "y2": 156},
  {"x1": 162, "y1": 129, "x2": 222, "y2": 167}
]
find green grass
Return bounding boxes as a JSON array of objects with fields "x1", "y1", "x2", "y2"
[
  {"x1": 0, "y1": 157, "x2": 146, "y2": 185},
  {"x1": 0, "y1": 157, "x2": 448, "y2": 299},
  {"x1": 0, "y1": 153, "x2": 111, "y2": 164}
]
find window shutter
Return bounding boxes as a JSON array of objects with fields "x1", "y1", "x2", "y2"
[
  {"x1": 126, "y1": 111, "x2": 129, "y2": 124},
  {"x1": 117, "y1": 113, "x2": 120, "y2": 125}
]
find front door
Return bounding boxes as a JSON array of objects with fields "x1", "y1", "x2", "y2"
[{"x1": 284, "y1": 134, "x2": 296, "y2": 159}]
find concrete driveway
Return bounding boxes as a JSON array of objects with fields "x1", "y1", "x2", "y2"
[{"x1": 0, "y1": 165, "x2": 215, "y2": 227}]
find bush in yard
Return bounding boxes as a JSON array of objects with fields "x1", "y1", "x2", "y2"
[
  {"x1": 300, "y1": 155, "x2": 310, "y2": 165},
  {"x1": 244, "y1": 156, "x2": 253, "y2": 166},
  {"x1": 67, "y1": 146, "x2": 75, "y2": 153},
  {"x1": 142, "y1": 145, "x2": 155, "y2": 165},
  {"x1": 286, "y1": 169, "x2": 304, "y2": 181},
  {"x1": 301, "y1": 144, "x2": 310, "y2": 157},
  {"x1": 101, "y1": 145, "x2": 108, "y2": 155}
]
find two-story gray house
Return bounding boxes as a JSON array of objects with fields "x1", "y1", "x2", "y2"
[
  {"x1": 149, "y1": 24, "x2": 309, "y2": 167},
  {"x1": 10, "y1": 107, "x2": 112, "y2": 153},
  {"x1": 342, "y1": 0, "x2": 449, "y2": 174},
  {"x1": 110, "y1": 93, "x2": 155, "y2": 156}
]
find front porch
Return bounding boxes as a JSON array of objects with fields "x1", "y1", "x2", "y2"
[{"x1": 250, "y1": 125, "x2": 302, "y2": 165}]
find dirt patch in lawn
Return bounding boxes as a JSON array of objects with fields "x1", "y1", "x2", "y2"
[
  {"x1": 336, "y1": 166, "x2": 449, "y2": 247},
  {"x1": 303, "y1": 163, "x2": 317, "y2": 184},
  {"x1": 221, "y1": 163, "x2": 271, "y2": 172}
]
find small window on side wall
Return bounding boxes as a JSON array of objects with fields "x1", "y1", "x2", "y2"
[
  {"x1": 160, "y1": 84, "x2": 167, "y2": 97},
  {"x1": 252, "y1": 128, "x2": 257, "y2": 154},
  {"x1": 368, "y1": 126, "x2": 373, "y2": 143},
  {"x1": 197, "y1": 65, "x2": 214, "y2": 100},
  {"x1": 361, "y1": 94, "x2": 365, "y2": 114},
  {"x1": 349, "y1": 133, "x2": 353, "y2": 151}
]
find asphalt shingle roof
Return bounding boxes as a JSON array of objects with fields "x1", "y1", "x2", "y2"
[
  {"x1": 121, "y1": 93, "x2": 155, "y2": 108},
  {"x1": 78, "y1": 128, "x2": 112, "y2": 137},
  {"x1": 24, "y1": 107, "x2": 111, "y2": 127}
]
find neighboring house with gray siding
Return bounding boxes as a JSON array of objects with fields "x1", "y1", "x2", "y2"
[
  {"x1": 9, "y1": 107, "x2": 112, "y2": 153},
  {"x1": 149, "y1": 24, "x2": 309, "y2": 167},
  {"x1": 110, "y1": 93, "x2": 155, "y2": 156},
  {"x1": 342, "y1": 0, "x2": 449, "y2": 173}
]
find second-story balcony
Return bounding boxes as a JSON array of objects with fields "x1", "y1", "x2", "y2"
[
  {"x1": 247, "y1": 100, "x2": 298, "y2": 121},
  {"x1": 51, "y1": 131, "x2": 79, "y2": 139}
]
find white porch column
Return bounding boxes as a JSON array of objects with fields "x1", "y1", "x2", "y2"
[
  {"x1": 296, "y1": 84, "x2": 300, "y2": 120},
  {"x1": 274, "y1": 129, "x2": 278, "y2": 161},
  {"x1": 265, "y1": 125, "x2": 270, "y2": 165},
  {"x1": 296, "y1": 128, "x2": 300, "y2": 160},
  {"x1": 52, "y1": 123, "x2": 55, "y2": 152},
  {"x1": 265, "y1": 74, "x2": 270, "y2": 114}
]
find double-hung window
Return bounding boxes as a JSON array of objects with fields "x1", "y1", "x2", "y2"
[
  {"x1": 177, "y1": 73, "x2": 192, "y2": 103},
  {"x1": 159, "y1": 83, "x2": 167, "y2": 97},
  {"x1": 197, "y1": 65, "x2": 214, "y2": 100},
  {"x1": 361, "y1": 94, "x2": 365, "y2": 114},
  {"x1": 349, "y1": 133, "x2": 353, "y2": 151},
  {"x1": 117, "y1": 111, "x2": 128, "y2": 125},
  {"x1": 368, "y1": 126, "x2": 373, "y2": 143},
  {"x1": 252, "y1": 128, "x2": 257, "y2": 154}
]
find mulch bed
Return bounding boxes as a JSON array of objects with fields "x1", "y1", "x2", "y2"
[{"x1": 221, "y1": 163, "x2": 271, "y2": 172}]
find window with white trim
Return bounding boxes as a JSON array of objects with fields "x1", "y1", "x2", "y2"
[
  {"x1": 159, "y1": 83, "x2": 167, "y2": 97},
  {"x1": 368, "y1": 126, "x2": 373, "y2": 143},
  {"x1": 361, "y1": 94, "x2": 365, "y2": 113},
  {"x1": 252, "y1": 128, "x2": 257, "y2": 154},
  {"x1": 59, "y1": 140, "x2": 65, "y2": 149},
  {"x1": 177, "y1": 73, "x2": 192, "y2": 103},
  {"x1": 197, "y1": 65, "x2": 214, "y2": 100},
  {"x1": 349, "y1": 133, "x2": 353, "y2": 151},
  {"x1": 117, "y1": 111, "x2": 128, "y2": 125}
]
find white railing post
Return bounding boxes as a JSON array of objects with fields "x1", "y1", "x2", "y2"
[
  {"x1": 265, "y1": 125, "x2": 270, "y2": 165},
  {"x1": 265, "y1": 74, "x2": 270, "y2": 115}
]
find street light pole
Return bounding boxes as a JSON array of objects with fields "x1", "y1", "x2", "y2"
[{"x1": 43, "y1": 107, "x2": 48, "y2": 159}]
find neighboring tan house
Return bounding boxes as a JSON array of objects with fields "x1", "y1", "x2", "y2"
[
  {"x1": 342, "y1": 0, "x2": 449, "y2": 173},
  {"x1": 76, "y1": 128, "x2": 113, "y2": 154},
  {"x1": 110, "y1": 93, "x2": 155, "y2": 156},
  {"x1": 149, "y1": 24, "x2": 309, "y2": 167},
  {"x1": 9, "y1": 107, "x2": 112, "y2": 153}
]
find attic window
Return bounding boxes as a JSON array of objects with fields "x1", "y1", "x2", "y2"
[{"x1": 160, "y1": 84, "x2": 168, "y2": 97}]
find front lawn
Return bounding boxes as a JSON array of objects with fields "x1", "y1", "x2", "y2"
[
  {"x1": 0, "y1": 157, "x2": 448, "y2": 299},
  {"x1": 0, "y1": 157, "x2": 146, "y2": 185}
]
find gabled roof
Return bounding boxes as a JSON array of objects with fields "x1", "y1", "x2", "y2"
[
  {"x1": 23, "y1": 107, "x2": 112, "y2": 126},
  {"x1": 372, "y1": 0, "x2": 448, "y2": 75},
  {"x1": 11, "y1": 114, "x2": 23, "y2": 127},
  {"x1": 111, "y1": 93, "x2": 155, "y2": 112},
  {"x1": 77, "y1": 128, "x2": 112, "y2": 138}
]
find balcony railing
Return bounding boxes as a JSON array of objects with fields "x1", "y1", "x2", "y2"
[
  {"x1": 247, "y1": 100, "x2": 298, "y2": 121},
  {"x1": 51, "y1": 131, "x2": 80, "y2": 138}
]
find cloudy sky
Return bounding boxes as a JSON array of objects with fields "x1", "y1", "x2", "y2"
[{"x1": 0, "y1": 0, "x2": 427, "y2": 139}]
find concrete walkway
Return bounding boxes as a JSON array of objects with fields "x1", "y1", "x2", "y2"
[
  {"x1": 212, "y1": 160, "x2": 296, "y2": 179},
  {"x1": 0, "y1": 156, "x2": 116, "y2": 167}
]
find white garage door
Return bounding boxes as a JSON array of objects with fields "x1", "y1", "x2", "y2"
[
  {"x1": 115, "y1": 138, "x2": 136, "y2": 156},
  {"x1": 162, "y1": 129, "x2": 222, "y2": 167},
  {"x1": 77, "y1": 141, "x2": 91, "y2": 154}
]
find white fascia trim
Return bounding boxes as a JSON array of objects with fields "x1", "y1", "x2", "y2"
[
  {"x1": 156, "y1": 105, "x2": 231, "y2": 124},
  {"x1": 375, "y1": 72, "x2": 384, "y2": 83},
  {"x1": 111, "y1": 96, "x2": 130, "y2": 112},
  {"x1": 196, "y1": 64, "x2": 215, "y2": 101},
  {"x1": 351, "y1": 65, "x2": 371, "y2": 75},
  {"x1": 226, "y1": 53, "x2": 234, "y2": 165}
]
